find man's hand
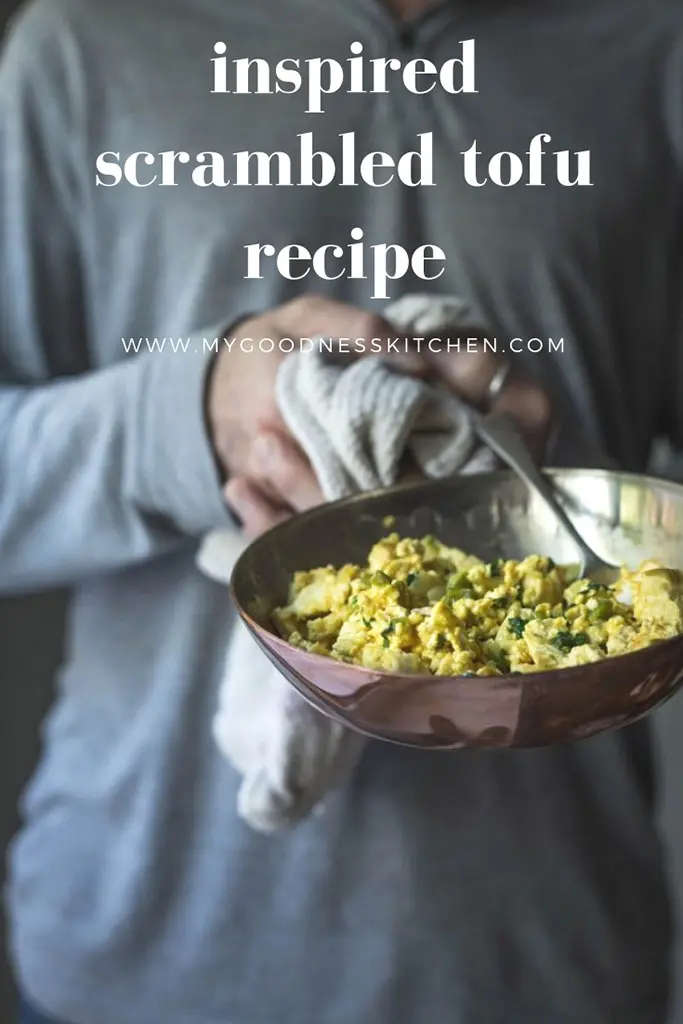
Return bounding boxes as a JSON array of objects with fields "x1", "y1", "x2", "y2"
[
  {"x1": 209, "y1": 293, "x2": 552, "y2": 538},
  {"x1": 224, "y1": 431, "x2": 324, "y2": 539},
  {"x1": 207, "y1": 294, "x2": 423, "y2": 484},
  {"x1": 420, "y1": 344, "x2": 552, "y2": 462}
]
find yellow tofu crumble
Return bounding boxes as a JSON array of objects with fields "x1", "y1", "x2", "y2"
[{"x1": 271, "y1": 535, "x2": 683, "y2": 676}]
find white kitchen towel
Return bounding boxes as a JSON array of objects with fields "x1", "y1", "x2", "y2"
[{"x1": 197, "y1": 294, "x2": 495, "y2": 833}]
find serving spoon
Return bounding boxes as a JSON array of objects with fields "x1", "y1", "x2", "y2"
[{"x1": 466, "y1": 405, "x2": 620, "y2": 584}]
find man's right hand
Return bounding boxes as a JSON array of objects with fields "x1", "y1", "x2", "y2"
[
  {"x1": 207, "y1": 294, "x2": 552, "y2": 537},
  {"x1": 207, "y1": 294, "x2": 422, "y2": 481}
]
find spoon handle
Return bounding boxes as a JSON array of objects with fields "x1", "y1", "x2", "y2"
[{"x1": 468, "y1": 408, "x2": 594, "y2": 571}]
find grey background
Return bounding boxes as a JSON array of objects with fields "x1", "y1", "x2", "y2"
[{"x1": 0, "y1": 1, "x2": 681, "y2": 1019}]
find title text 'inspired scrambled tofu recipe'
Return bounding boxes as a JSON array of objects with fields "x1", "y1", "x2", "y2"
[{"x1": 271, "y1": 532, "x2": 683, "y2": 676}]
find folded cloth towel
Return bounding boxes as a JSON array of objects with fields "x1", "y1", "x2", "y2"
[{"x1": 196, "y1": 293, "x2": 495, "y2": 833}]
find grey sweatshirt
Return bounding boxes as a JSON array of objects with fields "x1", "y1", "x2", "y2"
[{"x1": 2, "y1": 1, "x2": 682, "y2": 1022}]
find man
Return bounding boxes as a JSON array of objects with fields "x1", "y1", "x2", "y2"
[{"x1": 1, "y1": 0, "x2": 681, "y2": 1022}]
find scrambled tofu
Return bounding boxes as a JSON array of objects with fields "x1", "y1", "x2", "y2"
[{"x1": 271, "y1": 534, "x2": 683, "y2": 677}]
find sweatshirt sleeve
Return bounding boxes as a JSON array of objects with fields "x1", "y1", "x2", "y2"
[{"x1": 0, "y1": 5, "x2": 236, "y2": 594}]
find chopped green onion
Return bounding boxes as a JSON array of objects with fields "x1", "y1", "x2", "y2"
[
  {"x1": 446, "y1": 569, "x2": 474, "y2": 600},
  {"x1": 371, "y1": 570, "x2": 391, "y2": 585},
  {"x1": 588, "y1": 598, "x2": 613, "y2": 623},
  {"x1": 490, "y1": 649, "x2": 509, "y2": 673},
  {"x1": 551, "y1": 630, "x2": 589, "y2": 653},
  {"x1": 507, "y1": 617, "x2": 527, "y2": 639}
]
